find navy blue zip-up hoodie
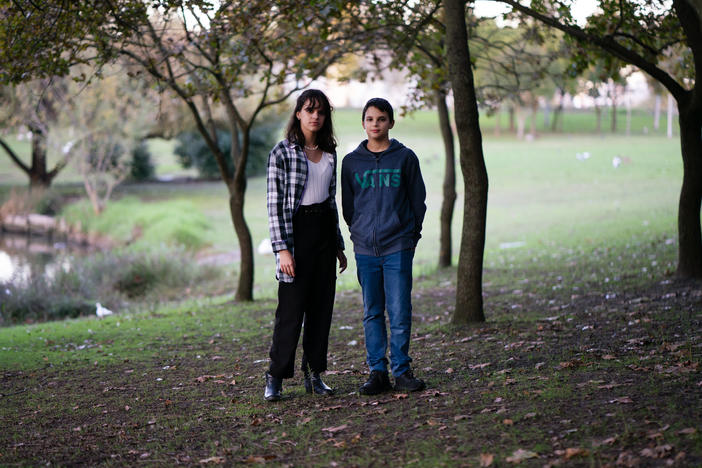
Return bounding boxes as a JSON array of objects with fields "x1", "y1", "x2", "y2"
[{"x1": 341, "y1": 139, "x2": 426, "y2": 256}]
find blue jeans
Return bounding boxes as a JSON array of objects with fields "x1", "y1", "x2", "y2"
[{"x1": 355, "y1": 249, "x2": 414, "y2": 377}]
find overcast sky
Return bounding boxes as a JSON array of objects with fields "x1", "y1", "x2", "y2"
[{"x1": 473, "y1": 0, "x2": 598, "y2": 25}]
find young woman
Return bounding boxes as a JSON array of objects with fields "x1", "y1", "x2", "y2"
[{"x1": 264, "y1": 89, "x2": 347, "y2": 401}]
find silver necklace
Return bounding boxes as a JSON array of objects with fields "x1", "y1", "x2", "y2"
[{"x1": 304, "y1": 144, "x2": 319, "y2": 151}]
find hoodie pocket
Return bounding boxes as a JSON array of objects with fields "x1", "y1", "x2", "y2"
[
  {"x1": 350, "y1": 212, "x2": 373, "y2": 247},
  {"x1": 377, "y1": 211, "x2": 402, "y2": 246}
]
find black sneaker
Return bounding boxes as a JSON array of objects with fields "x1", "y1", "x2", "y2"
[
  {"x1": 393, "y1": 369, "x2": 425, "y2": 392},
  {"x1": 359, "y1": 370, "x2": 392, "y2": 395}
]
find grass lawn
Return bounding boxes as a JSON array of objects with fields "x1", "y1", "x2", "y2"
[{"x1": 0, "y1": 108, "x2": 699, "y2": 466}]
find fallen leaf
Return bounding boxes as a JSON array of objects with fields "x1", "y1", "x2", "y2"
[
  {"x1": 506, "y1": 449, "x2": 538, "y2": 463},
  {"x1": 124, "y1": 405, "x2": 130, "y2": 411},
  {"x1": 243, "y1": 455, "x2": 275, "y2": 464},
  {"x1": 211, "y1": 356, "x2": 224, "y2": 361},
  {"x1": 454, "y1": 415, "x2": 469, "y2": 421},
  {"x1": 502, "y1": 419, "x2": 514, "y2": 426},
  {"x1": 479, "y1": 453, "x2": 494, "y2": 467},
  {"x1": 640, "y1": 444, "x2": 672, "y2": 459},
  {"x1": 199, "y1": 455, "x2": 226, "y2": 464},
  {"x1": 615, "y1": 451, "x2": 639, "y2": 467},
  {"x1": 559, "y1": 359, "x2": 582, "y2": 369},
  {"x1": 609, "y1": 396, "x2": 633, "y2": 404},
  {"x1": 602, "y1": 354, "x2": 617, "y2": 360},
  {"x1": 446, "y1": 367, "x2": 454, "y2": 374},
  {"x1": 564, "y1": 448, "x2": 589, "y2": 459},
  {"x1": 393, "y1": 393, "x2": 408, "y2": 400},
  {"x1": 322, "y1": 424, "x2": 347, "y2": 434},
  {"x1": 677, "y1": 427, "x2": 696, "y2": 435},
  {"x1": 523, "y1": 412, "x2": 537, "y2": 419},
  {"x1": 469, "y1": 362, "x2": 491, "y2": 370}
]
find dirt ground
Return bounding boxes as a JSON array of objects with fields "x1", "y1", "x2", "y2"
[{"x1": 1, "y1": 272, "x2": 700, "y2": 467}]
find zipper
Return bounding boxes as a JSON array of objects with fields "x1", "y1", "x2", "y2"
[{"x1": 373, "y1": 154, "x2": 380, "y2": 256}]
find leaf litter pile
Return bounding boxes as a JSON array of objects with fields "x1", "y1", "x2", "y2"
[{"x1": 1, "y1": 270, "x2": 700, "y2": 466}]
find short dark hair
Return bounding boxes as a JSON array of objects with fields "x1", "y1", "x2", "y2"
[
  {"x1": 362, "y1": 98, "x2": 394, "y2": 123},
  {"x1": 286, "y1": 89, "x2": 337, "y2": 153}
]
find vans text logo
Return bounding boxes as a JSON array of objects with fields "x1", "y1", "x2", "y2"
[{"x1": 354, "y1": 169, "x2": 401, "y2": 189}]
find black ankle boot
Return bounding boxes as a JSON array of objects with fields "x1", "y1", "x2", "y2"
[
  {"x1": 311, "y1": 372, "x2": 335, "y2": 395},
  {"x1": 302, "y1": 354, "x2": 334, "y2": 395},
  {"x1": 264, "y1": 372, "x2": 282, "y2": 401}
]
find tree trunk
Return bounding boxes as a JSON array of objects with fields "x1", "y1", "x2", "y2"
[
  {"x1": 611, "y1": 97, "x2": 617, "y2": 133},
  {"x1": 494, "y1": 108, "x2": 501, "y2": 136},
  {"x1": 551, "y1": 103, "x2": 563, "y2": 132},
  {"x1": 595, "y1": 105, "x2": 602, "y2": 133},
  {"x1": 436, "y1": 89, "x2": 457, "y2": 268},
  {"x1": 508, "y1": 105, "x2": 515, "y2": 132},
  {"x1": 445, "y1": 0, "x2": 487, "y2": 324},
  {"x1": 230, "y1": 123, "x2": 254, "y2": 301},
  {"x1": 543, "y1": 99, "x2": 550, "y2": 128},
  {"x1": 25, "y1": 123, "x2": 59, "y2": 190},
  {"x1": 529, "y1": 99, "x2": 538, "y2": 139},
  {"x1": 516, "y1": 108, "x2": 526, "y2": 139},
  {"x1": 653, "y1": 94, "x2": 661, "y2": 130},
  {"x1": 228, "y1": 182, "x2": 255, "y2": 301},
  {"x1": 675, "y1": 97, "x2": 702, "y2": 277},
  {"x1": 626, "y1": 97, "x2": 632, "y2": 136}
]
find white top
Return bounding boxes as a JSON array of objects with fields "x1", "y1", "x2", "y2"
[{"x1": 301, "y1": 152, "x2": 333, "y2": 205}]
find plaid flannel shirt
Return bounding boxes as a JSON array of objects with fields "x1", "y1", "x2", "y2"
[{"x1": 266, "y1": 139, "x2": 345, "y2": 283}]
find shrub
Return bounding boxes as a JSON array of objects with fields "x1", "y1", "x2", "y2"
[
  {"x1": 0, "y1": 188, "x2": 64, "y2": 217},
  {"x1": 174, "y1": 115, "x2": 282, "y2": 179},
  {"x1": 0, "y1": 247, "x2": 221, "y2": 325},
  {"x1": 130, "y1": 140, "x2": 155, "y2": 181}
]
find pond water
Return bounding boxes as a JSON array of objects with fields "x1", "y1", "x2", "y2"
[{"x1": 0, "y1": 233, "x2": 92, "y2": 284}]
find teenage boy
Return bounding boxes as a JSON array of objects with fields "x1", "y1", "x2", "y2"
[{"x1": 341, "y1": 98, "x2": 427, "y2": 395}]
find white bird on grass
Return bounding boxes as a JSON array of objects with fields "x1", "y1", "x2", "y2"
[{"x1": 96, "y1": 302, "x2": 113, "y2": 318}]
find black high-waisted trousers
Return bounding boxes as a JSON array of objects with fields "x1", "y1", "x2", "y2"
[{"x1": 268, "y1": 201, "x2": 337, "y2": 379}]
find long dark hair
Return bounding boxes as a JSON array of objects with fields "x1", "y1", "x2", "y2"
[{"x1": 285, "y1": 89, "x2": 337, "y2": 153}]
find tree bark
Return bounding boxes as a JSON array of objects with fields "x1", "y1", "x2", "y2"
[
  {"x1": 676, "y1": 97, "x2": 702, "y2": 277},
  {"x1": 551, "y1": 90, "x2": 563, "y2": 132},
  {"x1": 529, "y1": 99, "x2": 538, "y2": 139},
  {"x1": 29, "y1": 123, "x2": 50, "y2": 190},
  {"x1": 610, "y1": 86, "x2": 618, "y2": 133},
  {"x1": 595, "y1": 104, "x2": 602, "y2": 133},
  {"x1": 445, "y1": 0, "x2": 487, "y2": 324},
  {"x1": 0, "y1": 124, "x2": 61, "y2": 190},
  {"x1": 653, "y1": 94, "x2": 661, "y2": 130},
  {"x1": 229, "y1": 124, "x2": 254, "y2": 302},
  {"x1": 437, "y1": 89, "x2": 457, "y2": 268}
]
